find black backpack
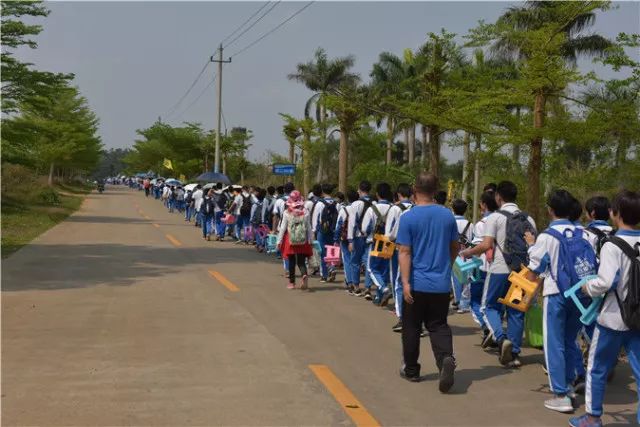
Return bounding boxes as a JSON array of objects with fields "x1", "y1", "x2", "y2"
[
  {"x1": 496, "y1": 210, "x2": 536, "y2": 272},
  {"x1": 369, "y1": 204, "x2": 388, "y2": 235},
  {"x1": 339, "y1": 207, "x2": 350, "y2": 242},
  {"x1": 263, "y1": 196, "x2": 275, "y2": 225},
  {"x1": 204, "y1": 197, "x2": 215, "y2": 215},
  {"x1": 320, "y1": 200, "x2": 339, "y2": 234},
  {"x1": 587, "y1": 226, "x2": 615, "y2": 259},
  {"x1": 458, "y1": 221, "x2": 472, "y2": 248},
  {"x1": 214, "y1": 192, "x2": 227, "y2": 211},
  {"x1": 240, "y1": 195, "x2": 252, "y2": 217},
  {"x1": 185, "y1": 191, "x2": 193, "y2": 205},
  {"x1": 607, "y1": 236, "x2": 640, "y2": 331}
]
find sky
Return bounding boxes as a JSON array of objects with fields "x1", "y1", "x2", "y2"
[{"x1": 15, "y1": 1, "x2": 640, "y2": 163}]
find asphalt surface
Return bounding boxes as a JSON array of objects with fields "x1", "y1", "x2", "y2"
[{"x1": 2, "y1": 186, "x2": 638, "y2": 426}]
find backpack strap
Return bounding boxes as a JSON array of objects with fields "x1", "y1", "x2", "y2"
[
  {"x1": 462, "y1": 220, "x2": 471, "y2": 236},
  {"x1": 607, "y1": 236, "x2": 640, "y2": 260}
]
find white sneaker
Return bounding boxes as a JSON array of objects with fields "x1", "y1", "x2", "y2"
[{"x1": 544, "y1": 395, "x2": 574, "y2": 413}]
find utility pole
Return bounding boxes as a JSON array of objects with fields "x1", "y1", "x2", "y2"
[{"x1": 211, "y1": 44, "x2": 231, "y2": 173}]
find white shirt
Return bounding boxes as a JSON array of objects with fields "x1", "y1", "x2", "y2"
[
  {"x1": 192, "y1": 189, "x2": 204, "y2": 211},
  {"x1": 385, "y1": 201, "x2": 412, "y2": 241},
  {"x1": 527, "y1": 220, "x2": 592, "y2": 296},
  {"x1": 483, "y1": 202, "x2": 537, "y2": 274},
  {"x1": 334, "y1": 204, "x2": 351, "y2": 241},
  {"x1": 473, "y1": 213, "x2": 494, "y2": 272},
  {"x1": 347, "y1": 197, "x2": 372, "y2": 241},
  {"x1": 585, "y1": 231, "x2": 640, "y2": 331},
  {"x1": 232, "y1": 194, "x2": 243, "y2": 216},
  {"x1": 583, "y1": 221, "x2": 614, "y2": 251}
]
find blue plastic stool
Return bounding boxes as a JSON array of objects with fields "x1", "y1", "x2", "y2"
[
  {"x1": 312, "y1": 240, "x2": 322, "y2": 252},
  {"x1": 453, "y1": 257, "x2": 482, "y2": 284},
  {"x1": 563, "y1": 275, "x2": 601, "y2": 325},
  {"x1": 266, "y1": 234, "x2": 278, "y2": 254}
]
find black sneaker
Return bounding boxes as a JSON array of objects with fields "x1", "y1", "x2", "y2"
[
  {"x1": 499, "y1": 339, "x2": 514, "y2": 366},
  {"x1": 347, "y1": 285, "x2": 355, "y2": 295},
  {"x1": 364, "y1": 290, "x2": 373, "y2": 300},
  {"x1": 392, "y1": 320, "x2": 403, "y2": 332},
  {"x1": 353, "y1": 288, "x2": 363, "y2": 297},
  {"x1": 481, "y1": 331, "x2": 495, "y2": 349},
  {"x1": 439, "y1": 357, "x2": 456, "y2": 393},
  {"x1": 508, "y1": 353, "x2": 522, "y2": 368},
  {"x1": 399, "y1": 368, "x2": 421, "y2": 383},
  {"x1": 572, "y1": 375, "x2": 586, "y2": 395},
  {"x1": 420, "y1": 329, "x2": 428, "y2": 338},
  {"x1": 320, "y1": 278, "x2": 328, "y2": 283},
  {"x1": 328, "y1": 270, "x2": 337, "y2": 282}
]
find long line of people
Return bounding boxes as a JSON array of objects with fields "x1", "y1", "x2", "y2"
[{"x1": 136, "y1": 176, "x2": 639, "y2": 426}]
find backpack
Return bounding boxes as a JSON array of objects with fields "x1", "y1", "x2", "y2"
[
  {"x1": 262, "y1": 196, "x2": 274, "y2": 224},
  {"x1": 369, "y1": 205, "x2": 388, "y2": 235},
  {"x1": 339, "y1": 208, "x2": 350, "y2": 242},
  {"x1": 214, "y1": 192, "x2": 227, "y2": 210},
  {"x1": 607, "y1": 236, "x2": 640, "y2": 331},
  {"x1": 458, "y1": 221, "x2": 472, "y2": 249},
  {"x1": 355, "y1": 198, "x2": 373, "y2": 231},
  {"x1": 320, "y1": 200, "x2": 339, "y2": 234},
  {"x1": 185, "y1": 191, "x2": 193, "y2": 205},
  {"x1": 251, "y1": 200, "x2": 263, "y2": 224},
  {"x1": 587, "y1": 226, "x2": 614, "y2": 259},
  {"x1": 287, "y1": 214, "x2": 308, "y2": 245},
  {"x1": 544, "y1": 227, "x2": 598, "y2": 294},
  {"x1": 240, "y1": 195, "x2": 252, "y2": 217},
  {"x1": 496, "y1": 210, "x2": 537, "y2": 271},
  {"x1": 204, "y1": 197, "x2": 215, "y2": 215}
]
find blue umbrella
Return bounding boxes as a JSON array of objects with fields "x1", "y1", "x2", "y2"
[
  {"x1": 196, "y1": 171, "x2": 231, "y2": 184},
  {"x1": 165, "y1": 179, "x2": 182, "y2": 186}
]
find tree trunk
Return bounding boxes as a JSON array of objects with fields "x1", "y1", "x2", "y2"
[
  {"x1": 408, "y1": 125, "x2": 415, "y2": 167},
  {"x1": 403, "y1": 127, "x2": 409, "y2": 164},
  {"x1": 316, "y1": 103, "x2": 327, "y2": 182},
  {"x1": 429, "y1": 125, "x2": 440, "y2": 177},
  {"x1": 421, "y1": 125, "x2": 429, "y2": 169},
  {"x1": 222, "y1": 154, "x2": 227, "y2": 176},
  {"x1": 48, "y1": 162, "x2": 55, "y2": 187},
  {"x1": 472, "y1": 134, "x2": 481, "y2": 223},
  {"x1": 512, "y1": 106, "x2": 521, "y2": 165},
  {"x1": 289, "y1": 141, "x2": 295, "y2": 164},
  {"x1": 303, "y1": 135, "x2": 311, "y2": 196},
  {"x1": 527, "y1": 92, "x2": 546, "y2": 222},
  {"x1": 386, "y1": 117, "x2": 393, "y2": 166},
  {"x1": 461, "y1": 132, "x2": 470, "y2": 200},
  {"x1": 204, "y1": 153, "x2": 209, "y2": 173},
  {"x1": 338, "y1": 127, "x2": 348, "y2": 193},
  {"x1": 240, "y1": 170, "x2": 245, "y2": 186}
]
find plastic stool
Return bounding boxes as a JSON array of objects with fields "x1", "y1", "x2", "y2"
[
  {"x1": 498, "y1": 266, "x2": 540, "y2": 312},
  {"x1": 223, "y1": 214, "x2": 236, "y2": 225},
  {"x1": 256, "y1": 224, "x2": 270, "y2": 239},
  {"x1": 244, "y1": 226, "x2": 254, "y2": 242},
  {"x1": 452, "y1": 257, "x2": 482, "y2": 284},
  {"x1": 370, "y1": 234, "x2": 395, "y2": 259},
  {"x1": 563, "y1": 275, "x2": 601, "y2": 325},
  {"x1": 312, "y1": 240, "x2": 322, "y2": 252},
  {"x1": 266, "y1": 234, "x2": 278, "y2": 254},
  {"x1": 324, "y1": 245, "x2": 341, "y2": 266}
]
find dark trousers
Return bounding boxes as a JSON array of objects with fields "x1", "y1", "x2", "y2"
[
  {"x1": 402, "y1": 291, "x2": 453, "y2": 377},
  {"x1": 287, "y1": 253, "x2": 308, "y2": 284}
]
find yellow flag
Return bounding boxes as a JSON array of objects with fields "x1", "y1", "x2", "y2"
[
  {"x1": 163, "y1": 158, "x2": 173, "y2": 170},
  {"x1": 179, "y1": 174, "x2": 186, "y2": 182}
]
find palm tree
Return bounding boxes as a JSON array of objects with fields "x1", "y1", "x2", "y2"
[
  {"x1": 279, "y1": 113, "x2": 316, "y2": 195},
  {"x1": 288, "y1": 48, "x2": 359, "y2": 181},
  {"x1": 490, "y1": 1, "x2": 612, "y2": 217}
]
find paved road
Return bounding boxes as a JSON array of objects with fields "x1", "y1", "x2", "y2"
[{"x1": 2, "y1": 187, "x2": 637, "y2": 426}]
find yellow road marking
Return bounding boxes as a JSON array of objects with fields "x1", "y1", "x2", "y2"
[
  {"x1": 208, "y1": 270, "x2": 240, "y2": 292},
  {"x1": 152, "y1": 223, "x2": 160, "y2": 228},
  {"x1": 165, "y1": 234, "x2": 182, "y2": 247},
  {"x1": 309, "y1": 364, "x2": 380, "y2": 427}
]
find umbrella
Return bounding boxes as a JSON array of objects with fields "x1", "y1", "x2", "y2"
[
  {"x1": 203, "y1": 183, "x2": 216, "y2": 190},
  {"x1": 150, "y1": 179, "x2": 157, "y2": 185},
  {"x1": 165, "y1": 179, "x2": 182, "y2": 186},
  {"x1": 195, "y1": 171, "x2": 231, "y2": 184},
  {"x1": 184, "y1": 183, "x2": 197, "y2": 192}
]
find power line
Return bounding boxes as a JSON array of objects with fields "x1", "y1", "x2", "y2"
[
  {"x1": 172, "y1": 71, "x2": 218, "y2": 122},
  {"x1": 220, "y1": 1, "x2": 272, "y2": 45},
  {"x1": 229, "y1": 1, "x2": 314, "y2": 59},
  {"x1": 222, "y1": 1, "x2": 281, "y2": 49},
  {"x1": 163, "y1": 60, "x2": 211, "y2": 119}
]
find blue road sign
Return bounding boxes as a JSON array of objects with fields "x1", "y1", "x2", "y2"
[{"x1": 272, "y1": 164, "x2": 296, "y2": 176}]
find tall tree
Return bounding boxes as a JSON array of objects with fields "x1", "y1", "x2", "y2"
[{"x1": 288, "y1": 48, "x2": 359, "y2": 181}]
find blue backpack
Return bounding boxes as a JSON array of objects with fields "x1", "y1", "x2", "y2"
[{"x1": 544, "y1": 227, "x2": 598, "y2": 294}]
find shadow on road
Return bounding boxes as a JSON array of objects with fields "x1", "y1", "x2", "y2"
[{"x1": 2, "y1": 244, "x2": 266, "y2": 292}]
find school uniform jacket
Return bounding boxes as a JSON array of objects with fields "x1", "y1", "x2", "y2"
[
  {"x1": 385, "y1": 201, "x2": 413, "y2": 242},
  {"x1": 361, "y1": 201, "x2": 392, "y2": 243}
]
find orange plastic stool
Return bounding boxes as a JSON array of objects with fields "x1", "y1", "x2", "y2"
[
  {"x1": 498, "y1": 266, "x2": 540, "y2": 312},
  {"x1": 370, "y1": 234, "x2": 395, "y2": 259}
]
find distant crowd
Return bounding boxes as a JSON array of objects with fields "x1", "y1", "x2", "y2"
[{"x1": 124, "y1": 174, "x2": 640, "y2": 427}]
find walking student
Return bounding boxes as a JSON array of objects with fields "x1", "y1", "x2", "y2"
[
  {"x1": 460, "y1": 181, "x2": 537, "y2": 367},
  {"x1": 312, "y1": 184, "x2": 339, "y2": 282},
  {"x1": 396, "y1": 172, "x2": 458, "y2": 393},
  {"x1": 335, "y1": 190, "x2": 358, "y2": 292},
  {"x1": 347, "y1": 181, "x2": 373, "y2": 297},
  {"x1": 451, "y1": 198, "x2": 474, "y2": 313},
  {"x1": 277, "y1": 190, "x2": 313, "y2": 290},
  {"x1": 570, "y1": 190, "x2": 640, "y2": 427}
]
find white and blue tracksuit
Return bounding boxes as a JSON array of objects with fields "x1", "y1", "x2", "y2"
[
  {"x1": 528, "y1": 220, "x2": 590, "y2": 396},
  {"x1": 584, "y1": 229, "x2": 640, "y2": 422},
  {"x1": 470, "y1": 213, "x2": 492, "y2": 329},
  {"x1": 334, "y1": 205, "x2": 353, "y2": 287},
  {"x1": 312, "y1": 197, "x2": 336, "y2": 280},
  {"x1": 361, "y1": 200, "x2": 392, "y2": 300},
  {"x1": 386, "y1": 201, "x2": 413, "y2": 318},
  {"x1": 347, "y1": 196, "x2": 373, "y2": 287},
  {"x1": 453, "y1": 215, "x2": 474, "y2": 310}
]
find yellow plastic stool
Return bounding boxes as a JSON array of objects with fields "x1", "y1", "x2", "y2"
[
  {"x1": 370, "y1": 234, "x2": 395, "y2": 259},
  {"x1": 498, "y1": 266, "x2": 540, "y2": 312}
]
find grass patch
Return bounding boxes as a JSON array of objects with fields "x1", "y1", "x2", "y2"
[{"x1": 2, "y1": 179, "x2": 90, "y2": 258}]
